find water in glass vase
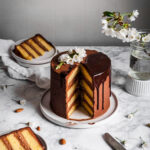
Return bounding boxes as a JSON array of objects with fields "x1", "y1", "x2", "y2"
[{"x1": 129, "y1": 48, "x2": 150, "y2": 80}]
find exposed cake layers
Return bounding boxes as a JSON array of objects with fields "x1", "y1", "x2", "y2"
[
  {"x1": 50, "y1": 50, "x2": 111, "y2": 119},
  {"x1": 0, "y1": 127, "x2": 45, "y2": 150},
  {"x1": 14, "y1": 34, "x2": 53, "y2": 60}
]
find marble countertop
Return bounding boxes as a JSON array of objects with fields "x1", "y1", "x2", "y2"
[{"x1": 0, "y1": 46, "x2": 150, "y2": 150}]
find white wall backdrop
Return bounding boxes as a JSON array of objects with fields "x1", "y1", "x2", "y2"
[{"x1": 0, "y1": 0, "x2": 150, "y2": 45}]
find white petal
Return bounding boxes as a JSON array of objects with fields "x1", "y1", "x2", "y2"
[
  {"x1": 133, "y1": 10, "x2": 139, "y2": 18},
  {"x1": 129, "y1": 16, "x2": 136, "y2": 22},
  {"x1": 20, "y1": 99, "x2": 26, "y2": 105}
]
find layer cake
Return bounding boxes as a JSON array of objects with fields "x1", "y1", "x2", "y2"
[{"x1": 50, "y1": 49, "x2": 111, "y2": 119}]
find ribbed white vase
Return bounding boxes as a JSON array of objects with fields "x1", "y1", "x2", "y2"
[{"x1": 126, "y1": 75, "x2": 150, "y2": 97}]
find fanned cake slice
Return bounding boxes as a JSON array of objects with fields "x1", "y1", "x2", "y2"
[
  {"x1": 14, "y1": 34, "x2": 53, "y2": 60},
  {"x1": 0, "y1": 127, "x2": 45, "y2": 150}
]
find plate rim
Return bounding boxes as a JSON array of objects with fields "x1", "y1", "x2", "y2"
[{"x1": 40, "y1": 90, "x2": 118, "y2": 129}]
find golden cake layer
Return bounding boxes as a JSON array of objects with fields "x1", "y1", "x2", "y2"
[
  {"x1": 0, "y1": 127, "x2": 45, "y2": 150},
  {"x1": 14, "y1": 34, "x2": 53, "y2": 60}
]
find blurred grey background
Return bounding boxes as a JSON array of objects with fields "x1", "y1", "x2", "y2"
[{"x1": 0, "y1": 0, "x2": 150, "y2": 46}]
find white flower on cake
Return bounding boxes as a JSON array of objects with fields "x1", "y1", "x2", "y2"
[
  {"x1": 56, "y1": 48, "x2": 87, "y2": 69},
  {"x1": 58, "y1": 54, "x2": 70, "y2": 62}
]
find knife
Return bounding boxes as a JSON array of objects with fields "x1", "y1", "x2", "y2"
[{"x1": 104, "y1": 133, "x2": 126, "y2": 150}]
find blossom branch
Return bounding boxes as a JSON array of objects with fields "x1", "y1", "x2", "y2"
[{"x1": 101, "y1": 10, "x2": 150, "y2": 43}]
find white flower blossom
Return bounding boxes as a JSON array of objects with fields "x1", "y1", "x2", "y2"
[
  {"x1": 142, "y1": 34, "x2": 150, "y2": 42},
  {"x1": 116, "y1": 29, "x2": 128, "y2": 41},
  {"x1": 72, "y1": 54, "x2": 83, "y2": 63},
  {"x1": 101, "y1": 18, "x2": 108, "y2": 26},
  {"x1": 59, "y1": 54, "x2": 70, "y2": 62},
  {"x1": 19, "y1": 99, "x2": 26, "y2": 105},
  {"x1": 127, "y1": 113, "x2": 134, "y2": 119},
  {"x1": 126, "y1": 110, "x2": 137, "y2": 119},
  {"x1": 129, "y1": 10, "x2": 139, "y2": 22},
  {"x1": 101, "y1": 19, "x2": 108, "y2": 30},
  {"x1": 68, "y1": 49, "x2": 73, "y2": 54},
  {"x1": 66, "y1": 58, "x2": 74, "y2": 65},
  {"x1": 74, "y1": 48, "x2": 86, "y2": 57},
  {"x1": 103, "y1": 28, "x2": 116, "y2": 38},
  {"x1": 127, "y1": 28, "x2": 139, "y2": 42},
  {"x1": 133, "y1": 10, "x2": 139, "y2": 18},
  {"x1": 102, "y1": 27, "x2": 141, "y2": 43},
  {"x1": 58, "y1": 48, "x2": 87, "y2": 65},
  {"x1": 72, "y1": 54, "x2": 79, "y2": 62},
  {"x1": 129, "y1": 16, "x2": 136, "y2": 22}
]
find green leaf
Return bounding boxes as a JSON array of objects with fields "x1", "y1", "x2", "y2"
[
  {"x1": 56, "y1": 62, "x2": 64, "y2": 70},
  {"x1": 103, "y1": 11, "x2": 114, "y2": 17}
]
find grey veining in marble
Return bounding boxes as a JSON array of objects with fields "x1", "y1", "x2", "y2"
[{"x1": 0, "y1": 46, "x2": 150, "y2": 150}]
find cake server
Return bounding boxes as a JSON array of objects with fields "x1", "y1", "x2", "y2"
[{"x1": 104, "y1": 133, "x2": 126, "y2": 150}]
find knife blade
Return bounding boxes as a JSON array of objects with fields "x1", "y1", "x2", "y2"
[{"x1": 104, "y1": 133, "x2": 126, "y2": 150}]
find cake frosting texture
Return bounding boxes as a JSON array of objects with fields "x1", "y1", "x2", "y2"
[{"x1": 50, "y1": 49, "x2": 111, "y2": 119}]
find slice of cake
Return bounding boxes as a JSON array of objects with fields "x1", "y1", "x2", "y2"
[
  {"x1": 50, "y1": 49, "x2": 111, "y2": 119},
  {"x1": 14, "y1": 34, "x2": 53, "y2": 60},
  {"x1": 0, "y1": 127, "x2": 45, "y2": 150}
]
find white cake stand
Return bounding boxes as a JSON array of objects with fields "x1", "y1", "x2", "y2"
[{"x1": 40, "y1": 90, "x2": 118, "y2": 128}]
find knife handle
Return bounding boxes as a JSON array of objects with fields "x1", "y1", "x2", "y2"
[{"x1": 104, "y1": 133, "x2": 126, "y2": 150}]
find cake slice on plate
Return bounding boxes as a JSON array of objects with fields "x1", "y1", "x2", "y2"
[
  {"x1": 0, "y1": 127, "x2": 45, "y2": 150},
  {"x1": 14, "y1": 34, "x2": 53, "y2": 60}
]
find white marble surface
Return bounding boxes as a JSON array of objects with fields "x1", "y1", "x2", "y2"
[{"x1": 0, "y1": 46, "x2": 150, "y2": 150}]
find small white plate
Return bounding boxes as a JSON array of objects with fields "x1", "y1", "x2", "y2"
[
  {"x1": 40, "y1": 90, "x2": 118, "y2": 128},
  {"x1": 16, "y1": 60, "x2": 51, "y2": 68},
  {"x1": 0, "y1": 131, "x2": 47, "y2": 149},
  {"x1": 10, "y1": 38, "x2": 57, "y2": 68}
]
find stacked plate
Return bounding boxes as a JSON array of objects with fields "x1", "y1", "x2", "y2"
[{"x1": 10, "y1": 39, "x2": 57, "y2": 68}]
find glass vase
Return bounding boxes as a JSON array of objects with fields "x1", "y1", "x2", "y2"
[{"x1": 129, "y1": 37, "x2": 150, "y2": 80}]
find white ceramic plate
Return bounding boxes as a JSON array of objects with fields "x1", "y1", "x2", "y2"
[
  {"x1": 0, "y1": 131, "x2": 47, "y2": 149},
  {"x1": 16, "y1": 60, "x2": 51, "y2": 68},
  {"x1": 10, "y1": 38, "x2": 57, "y2": 68},
  {"x1": 40, "y1": 90, "x2": 118, "y2": 128}
]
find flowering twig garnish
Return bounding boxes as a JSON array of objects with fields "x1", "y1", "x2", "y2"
[
  {"x1": 126, "y1": 110, "x2": 138, "y2": 119},
  {"x1": 55, "y1": 48, "x2": 86, "y2": 70},
  {"x1": 102, "y1": 10, "x2": 150, "y2": 43},
  {"x1": 116, "y1": 137, "x2": 126, "y2": 146},
  {"x1": 139, "y1": 137, "x2": 147, "y2": 148}
]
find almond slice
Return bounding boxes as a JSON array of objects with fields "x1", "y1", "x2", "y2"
[{"x1": 14, "y1": 108, "x2": 24, "y2": 113}]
